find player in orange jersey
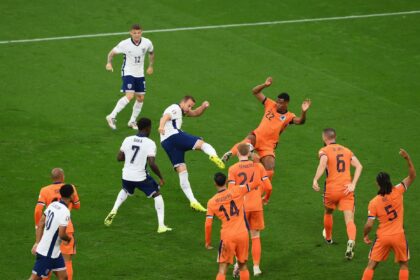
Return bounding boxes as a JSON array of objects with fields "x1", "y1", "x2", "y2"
[
  {"x1": 227, "y1": 143, "x2": 272, "y2": 277},
  {"x1": 362, "y1": 149, "x2": 416, "y2": 280},
  {"x1": 205, "y1": 172, "x2": 259, "y2": 280},
  {"x1": 34, "y1": 168, "x2": 80, "y2": 280},
  {"x1": 222, "y1": 77, "x2": 311, "y2": 182},
  {"x1": 312, "y1": 128, "x2": 363, "y2": 260}
]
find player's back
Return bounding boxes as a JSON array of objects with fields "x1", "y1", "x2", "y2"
[
  {"x1": 254, "y1": 98, "x2": 295, "y2": 142},
  {"x1": 37, "y1": 201, "x2": 70, "y2": 258},
  {"x1": 368, "y1": 184, "x2": 406, "y2": 237},
  {"x1": 39, "y1": 183, "x2": 63, "y2": 206},
  {"x1": 121, "y1": 135, "x2": 156, "y2": 181},
  {"x1": 228, "y1": 160, "x2": 266, "y2": 212},
  {"x1": 207, "y1": 186, "x2": 248, "y2": 238},
  {"x1": 319, "y1": 143, "x2": 353, "y2": 193}
]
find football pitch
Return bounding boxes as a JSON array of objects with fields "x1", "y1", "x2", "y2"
[{"x1": 1, "y1": 0, "x2": 420, "y2": 279}]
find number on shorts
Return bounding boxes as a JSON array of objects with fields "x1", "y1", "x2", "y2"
[
  {"x1": 238, "y1": 172, "x2": 254, "y2": 185},
  {"x1": 45, "y1": 210, "x2": 55, "y2": 230},
  {"x1": 384, "y1": 205, "x2": 398, "y2": 221},
  {"x1": 336, "y1": 154, "x2": 345, "y2": 172},
  {"x1": 219, "y1": 200, "x2": 240, "y2": 221},
  {"x1": 131, "y1": 145, "x2": 140, "y2": 163}
]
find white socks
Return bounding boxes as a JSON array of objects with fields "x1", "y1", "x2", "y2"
[
  {"x1": 179, "y1": 171, "x2": 197, "y2": 203},
  {"x1": 129, "y1": 100, "x2": 143, "y2": 123},
  {"x1": 201, "y1": 143, "x2": 217, "y2": 157},
  {"x1": 110, "y1": 96, "x2": 130, "y2": 118},
  {"x1": 154, "y1": 195, "x2": 165, "y2": 227},
  {"x1": 112, "y1": 189, "x2": 128, "y2": 212}
]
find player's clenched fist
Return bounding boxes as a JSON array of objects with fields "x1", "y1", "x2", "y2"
[
  {"x1": 202, "y1": 101, "x2": 210, "y2": 108},
  {"x1": 264, "y1": 77, "x2": 273, "y2": 87},
  {"x1": 105, "y1": 63, "x2": 113, "y2": 72}
]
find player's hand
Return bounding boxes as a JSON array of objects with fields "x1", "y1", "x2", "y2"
[
  {"x1": 363, "y1": 235, "x2": 372, "y2": 244},
  {"x1": 31, "y1": 243, "x2": 38, "y2": 255},
  {"x1": 264, "y1": 77, "x2": 273, "y2": 87},
  {"x1": 205, "y1": 244, "x2": 213, "y2": 250},
  {"x1": 344, "y1": 183, "x2": 355, "y2": 195},
  {"x1": 106, "y1": 63, "x2": 114, "y2": 72},
  {"x1": 301, "y1": 99, "x2": 312, "y2": 112},
  {"x1": 158, "y1": 127, "x2": 165, "y2": 135},
  {"x1": 312, "y1": 180, "x2": 320, "y2": 192},
  {"x1": 399, "y1": 148, "x2": 410, "y2": 160},
  {"x1": 159, "y1": 178, "x2": 165, "y2": 186},
  {"x1": 146, "y1": 66, "x2": 154, "y2": 75},
  {"x1": 202, "y1": 101, "x2": 210, "y2": 108}
]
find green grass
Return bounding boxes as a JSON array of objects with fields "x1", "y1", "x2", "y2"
[{"x1": 1, "y1": 1, "x2": 420, "y2": 279}]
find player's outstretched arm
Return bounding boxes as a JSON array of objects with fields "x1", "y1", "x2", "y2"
[
  {"x1": 252, "y1": 77, "x2": 272, "y2": 103},
  {"x1": 363, "y1": 218, "x2": 375, "y2": 244},
  {"x1": 147, "y1": 157, "x2": 164, "y2": 186},
  {"x1": 105, "y1": 49, "x2": 118, "y2": 72},
  {"x1": 313, "y1": 155, "x2": 328, "y2": 191},
  {"x1": 186, "y1": 101, "x2": 210, "y2": 117},
  {"x1": 146, "y1": 52, "x2": 154, "y2": 75},
  {"x1": 158, "y1": 114, "x2": 171, "y2": 135},
  {"x1": 293, "y1": 99, "x2": 311, "y2": 125},
  {"x1": 345, "y1": 156, "x2": 363, "y2": 195},
  {"x1": 400, "y1": 148, "x2": 416, "y2": 189}
]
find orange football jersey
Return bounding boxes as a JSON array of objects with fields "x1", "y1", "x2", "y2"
[
  {"x1": 368, "y1": 183, "x2": 406, "y2": 237},
  {"x1": 319, "y1": 143, "x2": 353, "y2": 194},
  {"x1": 253, "y1": 98, "x2": 295, "y2": 148},
  {"x1": 227, "y1": 160, "x2": 269, "y2": 212}
]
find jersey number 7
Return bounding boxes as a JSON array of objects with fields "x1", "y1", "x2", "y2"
[{"x1": 131, "y1": 145, "x2": 140, "y2": 163}]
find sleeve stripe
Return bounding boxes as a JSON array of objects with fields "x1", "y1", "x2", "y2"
[
  {"x1": 262, "y1": 176, "x2": 268, "y2": 181},
  {"x1": 206, "y1": 215, "x2": 213, "y2": 219},
  {"x1": 368, "y1": 216, "x2": 376, "y2": 219},
  {"x1": 401, "y1": 181, "x2": 407, "y2": 190},
  {"x1": 37, "y1": 201, "x2": 45, "y2": 205},
  {"x1": 227, "y1": 180, "x2": 235, "y2": 184},
  {"x1": 73, "y1": 200, "x2": 80, "y2": 204}
]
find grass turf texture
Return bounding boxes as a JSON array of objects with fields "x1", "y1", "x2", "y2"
[{"x1": 1, "y1": 0, "x2": 420, "y2": 279}]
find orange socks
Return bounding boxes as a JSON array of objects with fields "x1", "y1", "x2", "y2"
[
  {"x1": 251, "y1": 237, "x2": 261, "y2": 266},
  {"x1": 346, "y1": 221, "x2": 357, "y2": 241},
  {"x1": 239, "y1": 269, "x2": 250, "y2": 280},
  {"x1": 362, "y1": 268, "x2": 374, "y2": 280},
  {"x1": 216, "y1": 273, "x2": 225, "y2": 280},
  {"x1": 65, "y1": 260, "x2": 73, "y2": 280},
  {"x1": 399, "y1": 269, "x2": 409, "y2": 280},
  {"x1": 323, "y1": 214, "x2": 333, "y2": 240}
]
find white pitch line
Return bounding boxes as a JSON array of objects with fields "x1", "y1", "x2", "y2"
[{"x1": 1, "y1": 10, "x2": 419, "y2": 45}]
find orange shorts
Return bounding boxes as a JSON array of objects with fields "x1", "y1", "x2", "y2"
[
  {"x1": 323, "y1": 191, "x2": 354, "y2": 211},
  {"x1": 246, "y1": 210, "x2": 265, "y2": 230},
  {"x1": 253, "y1": 132, "x2": 276, "y2": 159},
  {"x1": 218, "y1": 232, "x2": 249, "y2": 264},
  {"x1": 369, "y1": 233, "x2": 409, "y2": 263},
  {"x1": 60, "y1": 233, "x2": 76, "y2": 255}
]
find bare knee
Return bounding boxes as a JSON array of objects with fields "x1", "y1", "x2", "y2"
[
  {"x1": 324, "y1": 207, "x2": 334, "y2": 214},
  {"x1": 367, "y1": 259, "x2": 378, "y2": 270},
  {"x1": 135, "y1": 94, "x2": 144, "y2": 102},
  {"x1": 399, "y1": 261, "x2": 409, "y2": 270},
  {"x1": 193, "y1": 140, "x2": 205, "y2": 150},
  {"x1": 343, "y1": 210, "x2": 354, "y2": 224},
  {"x1": 238, "y1": 261, "x2": 248, "y2": 271},
  {"x1": 218, "y1": 263, "x2": 229, "y2": 274},
  {"x1": 176, "y1": 164, "x2": 187, "y2": 173},
  {"x1": 125, "y1": 92, "x2": 134, "y2": 101}
]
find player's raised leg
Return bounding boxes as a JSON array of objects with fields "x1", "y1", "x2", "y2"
[
  {"x1": 194, "y1": 139, "x2": 225, "y2": 169},
  {"x1": 260, "y1": 155, "x2": 275, "y2": 181},
  {"x1": 222, "y1": 134, "x2": 255, "y2": 163},
  {"x1": 104, "y1": 188, "x2": 129, "y2": 226},
  {"x1": 175, "y1": 164, "x2": 207, "y2": 212}
]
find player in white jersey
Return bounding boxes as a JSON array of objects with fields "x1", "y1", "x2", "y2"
[
  {"x1": 159, "y1": 95, "x2": 225, "y2": 212},
  {"x1": 104, "y1": 118, "x2": 171, "y2": 233},
  {"x1": 105, "y1": 24, "x2": 155, "y2": 130},
  {"x1": 30, "y1": 184, "x2": 74, "y2": 280}
]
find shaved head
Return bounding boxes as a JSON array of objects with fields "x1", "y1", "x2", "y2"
[{"x1": 51, "y1": 168, "x2": 65, "y2": 182}]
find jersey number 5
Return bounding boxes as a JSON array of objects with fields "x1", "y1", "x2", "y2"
[
  {"x1": 384, "y1": 205, "x2": 398, "y2": 221},
  {"x1": 219, "y1": 200, "x2": 239, "y2": 221}
]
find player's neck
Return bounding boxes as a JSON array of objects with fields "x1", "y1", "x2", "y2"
[
  {"x1": 325, "y1": 140, "x2": 337, "y2": 145},
  {"x1": 131, "y1": 38, "x2": 142, "y2": 45},
  {"x1": 59, "y1": 199, "x2": 70, "y2": 207},
  {"x1": 217, "y1": 187, "x2": 227, "y2": 193},
  {"x1": 238, "y1": 156, "x2": 249, "y2": 162}
]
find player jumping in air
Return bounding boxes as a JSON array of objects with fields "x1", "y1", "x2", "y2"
[
  {"x1": 222, "y1": 77, "x2": 311, "y2": 182},
  {"x1": 30, "y1": 184, "x2": 74, "y2": 280},
  {"x1": 205, "y1": 173, "x2": 259, "y2": 280},
  {"x1": 105, "y1": 24, "x2": 154, "y2": 130},
  {"x1": 362, "y1": 149, "x2": 416, "y2": 280},
  {"x1": 34, "y1": 168, "x2": 80, "y2": 280},
  {"x1": 104, "y1": 118, "x2": 171, "y2": 233},
  {"x1": 312, "y1": 128, "x2": 363, "y2": 260},
  {"x1": 227, "y1": 143, "x2": 272, "y2": 277},
  {"x1": 159, "y1": 96, "x2": 225, "y2": 212}
]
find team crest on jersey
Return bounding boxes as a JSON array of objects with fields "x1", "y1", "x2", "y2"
[
  {"x1": 127, "y1": 84, "x2": 132, "y2": 89},
  {"x1": 142, "y1": 48, "x2": 146, "y2": 54},
  {"x1": 280, "y1": 115, "x2": 286, "y2": 121}
]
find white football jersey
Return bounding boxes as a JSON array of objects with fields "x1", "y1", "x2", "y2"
[
  {"x1": 160, "y1": 104, "x2": 184, "y2": 142},
  {"x1": 120, "y1": 135, "x2": 157, "y2": 181},
  {"x1": 113, "y1": 37, "x2": 154, "y2": 78},
  {"x1": 36, "y1": 201, "x2": 70, "y2": 259}
]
